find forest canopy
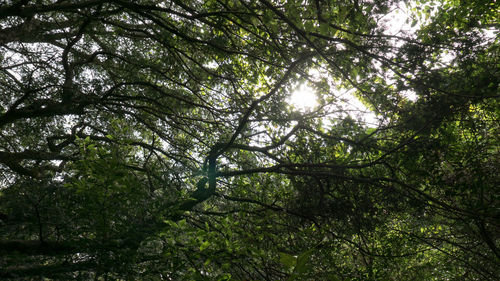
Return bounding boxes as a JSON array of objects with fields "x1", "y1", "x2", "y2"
[{"x1": 0, "y1": 0, "x2": 499, "y2": 280}]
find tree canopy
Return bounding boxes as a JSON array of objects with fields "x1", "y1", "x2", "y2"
[{"x1": 0, "y1": 0, "x2": 499, "y2": 280}]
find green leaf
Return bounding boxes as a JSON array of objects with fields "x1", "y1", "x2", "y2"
[
  {"x1": 251, "y1": 17, "x2": 260, "y2": 27},
  {"x1": 199, "y1": 241, "x2": 210, "y2": 251},
  {"x1": 178, "y1": 219, "x2": 187, "y2": 228},
  {"x1": 279, "y1": 252, "x2": 296, "y2": 267},
  {"x1": 294, "y1": 248, "x2": 314, "y2": 274},
  {"x1": 319, "y1": 23, "x2": 329, "y2": 34}
]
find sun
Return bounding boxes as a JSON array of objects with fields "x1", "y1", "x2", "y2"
[{"x1": 288, "y1": 84, "x2": 318, "y2": 111}]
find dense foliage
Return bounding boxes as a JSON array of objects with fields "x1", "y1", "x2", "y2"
[{"x1": 0, "y1": 0, "x2": 498, "y2": 280}]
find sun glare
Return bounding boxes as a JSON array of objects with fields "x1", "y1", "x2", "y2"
[{"x1": 288, "y1": 84, "x2": 318, "y2": 111}]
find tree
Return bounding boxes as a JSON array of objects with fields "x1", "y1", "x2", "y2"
[{"x1": 1, "y1": 0, "x2": 499, "y2": 280}]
